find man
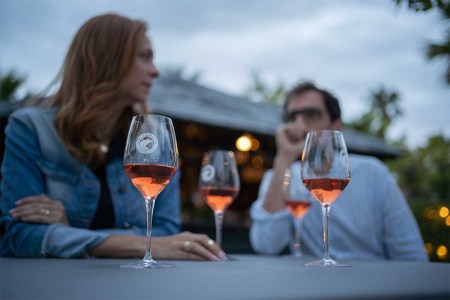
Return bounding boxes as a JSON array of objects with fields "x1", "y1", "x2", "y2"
[{"x1": 249, "y1": 82, "x2": 428, "y2": 261}]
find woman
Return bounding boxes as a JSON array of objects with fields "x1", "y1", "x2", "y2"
[{"x1": 0, "y1": 13, "x2": 225, "y2": 261}]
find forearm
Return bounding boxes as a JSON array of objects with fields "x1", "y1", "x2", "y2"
[
  {"x1": 249, "y1": 209, "x2": 292, "y2": 255},
  {"x1": 262, "y1": 155, "x2": 292, "y2": 213},
  {"x1": 88, "y1": 235, "x2": 145, "y2": 258}
]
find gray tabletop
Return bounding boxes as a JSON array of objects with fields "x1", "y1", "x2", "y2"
[{"x1": 1, "y1": 255, "x2": 449, "y2": 299}]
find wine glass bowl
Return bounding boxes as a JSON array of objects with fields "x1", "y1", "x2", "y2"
[
  {"x1": 301, "y1": 130, "x2": 350, "y2": 267},
  {"x1": 198, "y1": 150, "x2": 240, "y2": 249},
  {"x1": 122, "y1": 114, "x2": 178, "y2": 269},
  {"x1": 282, "y1": 168, "x2": 314, "y2": 257}
]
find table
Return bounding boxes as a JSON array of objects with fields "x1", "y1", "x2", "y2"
[{"x1": 1, "y1": 255, "x2": 449, "y2": 299}]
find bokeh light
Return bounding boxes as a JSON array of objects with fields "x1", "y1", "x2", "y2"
[
  {"x1": 236, "y1": 135, "x2": 252, "y2": 152},
  {"x1": 439, "y1": 206, "x2": 449, "y2": 218},
  {"x1": 436, "y1": 245, "x2": 448, "y2": 260}
]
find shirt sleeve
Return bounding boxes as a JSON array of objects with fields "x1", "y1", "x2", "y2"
[
  {"x1": 376, "y1": 160, "x2": 428, "y2": 261},
  {"x1": 43, "y1": 224, "x2": 109, "y2": 258},
  {"x1": 249, "y1": 169, "x2": 292, "y2": 255},
  {"x1": 0, "y1": 112, "x2": 49, "y2": 257}
]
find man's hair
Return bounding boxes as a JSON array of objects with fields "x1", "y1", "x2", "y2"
[{"x1": 283, "y1": 81, "x2": 341, "y2": 122}]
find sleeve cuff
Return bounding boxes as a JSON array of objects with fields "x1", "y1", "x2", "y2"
[
  {"x1": 250, "y1": 199, "x2": 291, "y2": 221},
  {"x1": 41, "y1": 224, "x2": 110, "y2": 258}
]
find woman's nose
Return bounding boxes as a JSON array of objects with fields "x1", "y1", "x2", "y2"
[{"x1": 149, "y1": 62, "x2": 160, "y2": 78}]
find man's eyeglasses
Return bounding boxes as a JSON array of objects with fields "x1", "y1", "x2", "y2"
[{"x1": 284, "y1": 108, "x2": 323, "y2": 123}]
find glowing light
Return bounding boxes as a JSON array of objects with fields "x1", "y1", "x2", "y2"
[
  {"x1": 425, "y1": 208, "x2": 437, "y2": 220},
  {"x1": 251, "y1": 155, "x2": 264, "y2": 168},
  {"x1": 425, "y1": 243, "x2": 433, "y2": 254},
  {"x1": 236, "y1": 135, "x2": 252, "y2": 152},
  {"x1": 439, "y1": 207, "x2": 449, "y2": 218},
  {"x1": 185, "y1": 124, "x2": 198, "y2": 137},
  {"x1": 446, "y1": 216, "x2": 450, "y2": 226},
  {"x1": 250, "y1": 138, "x2": 260, "y2": 151},
  {"x1": 436, "y1": 245, "x2": 448, "y2": 260},
  {"x1": 235, "y1": 151, "x2": 249, "y2": 165}
]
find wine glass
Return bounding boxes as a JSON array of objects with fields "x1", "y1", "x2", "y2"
[
  {"x1": 301, "y1": 130, "x2": 350, "y2": 267},
  {"x1": 122, "y1": 114, "x2": 178, "y2": 268},
  {"x1": 198, "y1": 150, "x2": 240, "y2": 251},
  {"x1": 282, "y1": 167, "x2": 314, "y2": 257}
]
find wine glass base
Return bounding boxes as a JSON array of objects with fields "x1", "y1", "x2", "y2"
[
  {"x1": 293, "y1": 251, "x2": 302, "y2": 258},
  {"x1": 120, "y1": 260, "x2": 174, "y2": 269},
  {"x1": 224, "y1": 255, "x2": 238, "y2": 261},
  {"x1": 304, "y1": 258, "x2": 351, "y2": 267}
]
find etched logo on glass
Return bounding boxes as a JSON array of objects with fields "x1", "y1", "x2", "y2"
[
  {"x1": 201, "y1": 165, "x2": 215, "y2": 182},
  {"x1": 136, "y1": 133, "x2": 158, "y2": 154}
]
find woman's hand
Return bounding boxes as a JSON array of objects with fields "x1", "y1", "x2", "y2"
[
  {"x1": 9, "y1": 194, "x2": 70, "y2": 226},
  {"x1": 152, "y1": 231, "x2": 227, "y2": 261},
  {"x1": 89, "y1": 232, "x2": 227, "y2": 261}
]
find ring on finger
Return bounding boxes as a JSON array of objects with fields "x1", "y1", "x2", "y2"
[
  {"x1": 182, "y1": 240, "x2": 191, "y2": 252},
  {"x1": 41, "y1": 208, "x2": 50, "y2": 216},
  {"x1": 207, "y1": 239, "x2": 215, "y2": 247}
]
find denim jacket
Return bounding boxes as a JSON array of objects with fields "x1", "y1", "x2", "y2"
[{"x1": 0, "y1": 107, "x2": 180, "y2": 257}]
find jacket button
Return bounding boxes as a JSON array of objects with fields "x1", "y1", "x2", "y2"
[{"x1": 124, "y1": 222, "x2": 130, "y2": 228}]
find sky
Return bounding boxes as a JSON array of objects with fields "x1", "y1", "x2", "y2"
[{"x1": 1, "y1": 0, "x2": 449, "y2": 148}]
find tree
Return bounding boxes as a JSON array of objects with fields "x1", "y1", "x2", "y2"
[
  {"x1": 244, "y1": 72, "x2": 286, "y2": 105},
  {"x1": 386, "y1": 134, "x2": 450, "y2": 261},
  {"x1": 0, "y1": 69, "x2": 27, "y2": 101},
  {"x1": 348, "y1": 86, "x2": 402, "y2": 140},
  {"x1": 394, "y1": 0, "x2": 450, "y2": 84}
]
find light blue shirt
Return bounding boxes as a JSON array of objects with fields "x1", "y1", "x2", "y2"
[
  {"x1": 0, "y1": 107, "x2": 181, "y2": 258},
  {"x1": 250, "y1": 155, "x2": 428, "y2": 261}
]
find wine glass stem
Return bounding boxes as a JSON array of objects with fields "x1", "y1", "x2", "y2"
[
  {"x1": 322, "y1": 204, "x2": 331, "y2": 261},
  {"x1": 144, "y1": 198, "x2": 156, "y2": 262},
  {"x1": 293, "y1": 217, "x2": 302, "y2": 256},
  {"x1": 214, "y1": 211, "x2": 224, "y2": 247}
]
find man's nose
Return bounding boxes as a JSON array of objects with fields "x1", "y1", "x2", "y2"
[{"x1": 294, "y1": 114, "x2": 306, "y2": 123}]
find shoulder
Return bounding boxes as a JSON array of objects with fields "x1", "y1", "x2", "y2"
[
  {"x1": 349, "y1": 154, "x2": 390, "y2": 175},
  {"x1": 9, "y1": 106, "x2": 57, "y2": 126}
]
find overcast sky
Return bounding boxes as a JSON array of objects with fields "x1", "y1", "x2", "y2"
[{"x1": 1, "y1": 0, "x2": 449, "y2": 148}]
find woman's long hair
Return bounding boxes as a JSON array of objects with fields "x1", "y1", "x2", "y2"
[{"x1": 46, "y1": 13, "x2": 148, "y2": 165}]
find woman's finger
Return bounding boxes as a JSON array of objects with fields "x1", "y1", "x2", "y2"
[{"x1": 178, "y1": 240, "x2": 218, "y2": 261}]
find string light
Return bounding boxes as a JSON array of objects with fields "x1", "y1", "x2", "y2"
[
  {"x1": 251, "y1": 155, "x2": 264, "y2": 168},
  {"x1": 439, "y1": 206, "x2": 449, "y2": 218},
  {"x1": 236, "y1": 135, "x2": 252, "y2": 152},
  {"x1": 251, "y1": 138, "x2": 260, "y2": 151},
  {"x1": 425, "y1": 208, "x2": 437, "y2": 220},
  {"x1": 436, "y1": 245, "x2": 448, "y2": 260}
]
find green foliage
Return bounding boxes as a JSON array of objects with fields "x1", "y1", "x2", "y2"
[
  {"x1": 394, "y1": 0, "x2": 450, "y2": 84},
  {"x1": 387, "y1": 134, "x2": 450, "y2": 261},
  {"x1": 347, "y1": 86, "x2": 401, "y2": 140},
  {"x1": 394, "y1": 0, "x2": 448, "y2": 12},
  {"x1": 244, "y1": 72, "x2": 286, "y2": 105},
  {"x1": 0, "y1": 69, "x2": 27, "y2": 101},
  {"x1": 426, "y1": 32, "x2": 450, "y2": 84}
]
